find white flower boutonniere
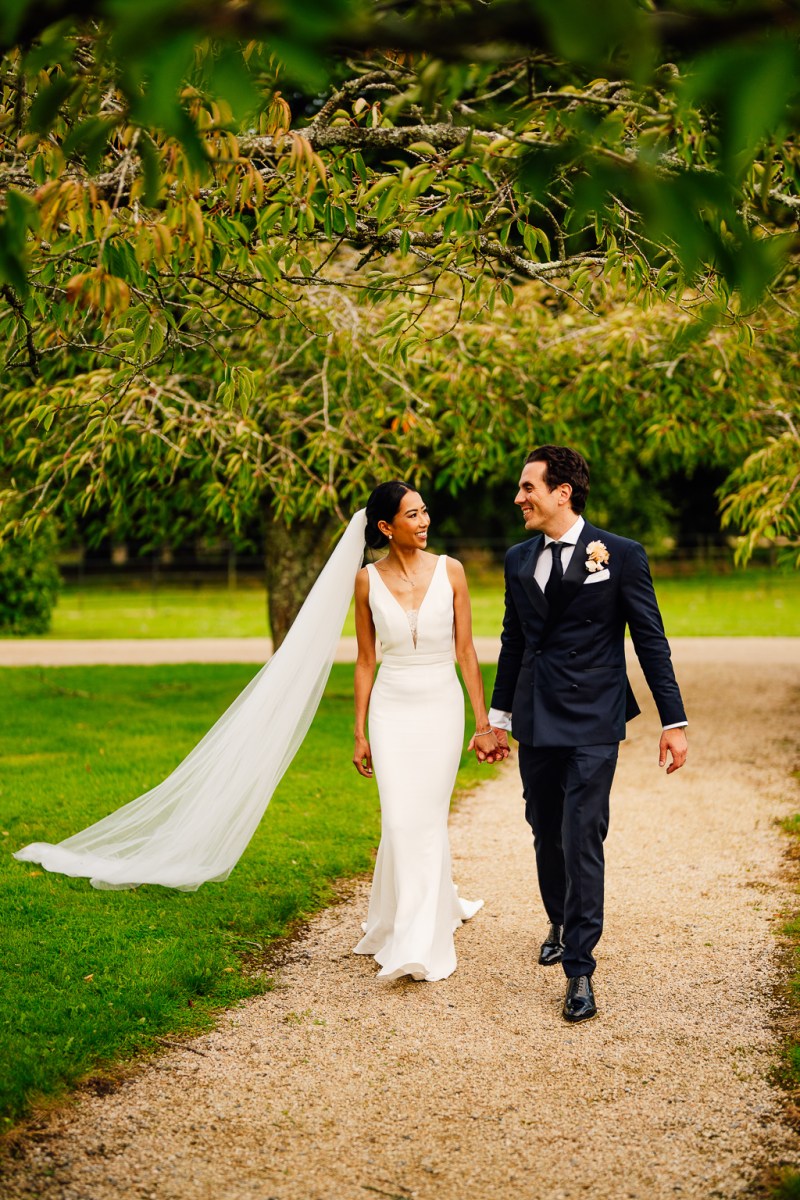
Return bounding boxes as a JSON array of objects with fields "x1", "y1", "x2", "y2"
[{"x1": 585, "y1": 540, "x2": 610, "y2": 573}]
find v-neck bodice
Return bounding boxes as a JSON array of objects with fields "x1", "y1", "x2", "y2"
[{"x1": 367, "y1": 555, "x2": 454, "y2": 661}]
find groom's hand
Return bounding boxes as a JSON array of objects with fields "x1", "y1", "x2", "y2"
[{"x1": 659, "y1": 727, "x2": 688, "y2": 774}]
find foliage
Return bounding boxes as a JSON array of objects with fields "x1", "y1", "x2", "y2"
[
  {"x1": 771, "y1": 1171, "x2": 800, "y2": 1200},
  {"x1": 716, "y1": 320, "x2": 800, "y2": 564},
  {"x1": 4, "y1": 205, "x2": 800, "y2": 605},
  {"x1": 0, "y1": 0, "x2": 796, "y2": 318},
  {"x1": 0, "y1": 523, "x2": 60, "y2": 633},
  {"x1": 0, "y1": 661, "x2": 498, "y2": 1126},
  {"x1": 0, "y1": 0, "x2": 797, "y2": 581},
  {"x1": 2, "y1": 276, "x2": 799, "y2": 573}
]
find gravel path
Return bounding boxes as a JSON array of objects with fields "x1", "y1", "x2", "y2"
[
  {"x1": 3, "y1": 639, "x2": 800, "y2": 1198},
  {"x1": 0, "y1": 635, "x2": 502, "y2": 665}
]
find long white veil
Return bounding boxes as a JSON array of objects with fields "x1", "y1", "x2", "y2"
[{"x1": 14, "y1": 510, "x2": 368, "y2": 891}]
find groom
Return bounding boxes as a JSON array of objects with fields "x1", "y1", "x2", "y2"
[{"x1": 481, "y1": 446, "x2": 687, "y2": 1023}]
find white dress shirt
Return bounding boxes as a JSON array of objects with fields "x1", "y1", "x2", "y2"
[
  {"x1": 533, "y1": 515, "x2": 584, "y2": 592},
  {"x1": 487, "y1": 515, "x2": 686, "y2": 733}
]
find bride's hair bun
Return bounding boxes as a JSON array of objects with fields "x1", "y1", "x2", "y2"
[{"x1": 365, "y1": 480, "x2": 414, "y2": 549}]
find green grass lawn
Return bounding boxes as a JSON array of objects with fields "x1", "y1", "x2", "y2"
[
  {"x1": 651, "y1": 570, "x2": 800, "y2": 637},
  {"x1": 46, "y1": 580, "x2": 271, "y2": 640},
  {"x1": 38, "y1": 566, "x2": 800, "y2": 640},
  {"x1": 0, "y1": 662, "x2": 498, "y2": 1128}
]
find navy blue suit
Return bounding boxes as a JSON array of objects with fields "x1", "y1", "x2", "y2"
[{"x1": 491, "y1": 519, "x2": 686, "y2": 976}]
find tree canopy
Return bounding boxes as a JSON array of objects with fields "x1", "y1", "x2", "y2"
[{"x1": 0, "y1": 0, "x2": 797, "y2": 614}]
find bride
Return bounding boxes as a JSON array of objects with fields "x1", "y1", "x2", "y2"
[
  {"x1": 352, "y1": 481, "x2": 501, "y2": 982},
  {"x1": 15, "y1": 481, "x2": 502, "y2": 981}
]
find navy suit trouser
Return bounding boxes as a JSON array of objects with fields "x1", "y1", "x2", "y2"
[{"x1": 518, "y1": 741, "x2": 619, "y2": 978}]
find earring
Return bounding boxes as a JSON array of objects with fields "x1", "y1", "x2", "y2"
[{"x1": 388, "y1": 534, "x2": 393, "y2": 539}]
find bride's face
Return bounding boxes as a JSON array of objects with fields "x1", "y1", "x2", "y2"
[{"x1": 382, "y1": 492, "x2": 430, "y2": 549}]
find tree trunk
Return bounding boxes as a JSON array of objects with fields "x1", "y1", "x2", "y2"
[{"x1": 263, "y1": 513, "x2": 342, "y2": 650}]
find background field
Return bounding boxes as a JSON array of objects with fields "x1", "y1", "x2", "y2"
[
  {"x1": 0, "y1": 662, "x2": 498, "y2": 1128},
  {"x1": 39, "y1": 567, "x2": 800, "y2": 640}
]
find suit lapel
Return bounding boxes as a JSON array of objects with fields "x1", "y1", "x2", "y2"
[
  {"x1": 539, "y1": 521, "x2": 598, "y2": 639},
  {"x1": 517, "y1": 536, "x2": 548, "y2": 620}
]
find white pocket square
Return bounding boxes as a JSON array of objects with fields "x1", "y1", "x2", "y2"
[{"x1": 584, "y1": 569, "x2": 610, "y2": 584}]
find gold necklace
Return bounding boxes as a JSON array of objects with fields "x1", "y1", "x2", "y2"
[{"x1": 380, "y1": 559, "x2": 418, "y2": 588}]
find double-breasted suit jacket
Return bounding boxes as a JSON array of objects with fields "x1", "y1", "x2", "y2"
[{"x1": 491, "y1": 520, "x2": 686, "y2": 747}]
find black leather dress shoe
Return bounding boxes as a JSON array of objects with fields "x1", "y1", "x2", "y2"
[
  {"x1": 562, "y1": 975, "x2": 597, "y2": 1023},
  {"x1": 538, "y1": 923, "x2": 564, "y2": 966}
]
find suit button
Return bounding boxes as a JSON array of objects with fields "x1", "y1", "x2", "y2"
[
  {"x1": 569, "y1": 651, "x2": 577, "y2": 658},
  {"x1": 535, "y1": 650, "x2": 542, "y2": 656},
  {"x1": 584, "y1": 619, "x2": 592, "y2": 626},
  {"x1": 570, "y1": 684, "x2": 579, "y2": 690}
]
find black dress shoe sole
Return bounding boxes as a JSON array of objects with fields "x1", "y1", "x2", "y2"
[{"x1": 562, "y1": 1006, "x2": 598, "y2": 1024}]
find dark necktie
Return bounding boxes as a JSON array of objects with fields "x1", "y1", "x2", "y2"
[{"x1": 545, "y1": 541, "x2": 564, "y2": 607}]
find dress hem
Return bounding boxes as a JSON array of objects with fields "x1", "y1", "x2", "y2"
[{"x1": 353, "y1": 897, "x2": 484, "y2": 983}]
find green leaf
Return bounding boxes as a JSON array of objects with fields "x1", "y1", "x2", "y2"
[
  {"x1": 27, "y1": 73, "x2": 75, "y2": 135},
  {"x1": 132, "y1": 307, "x2": 152, "y2": 357},
  {"x1": 61, "y1": 117, "x2": 117, "y2": 172},
  {"x1": 409, "y1": 170, "x2": 437, "y2": 199},
  {"x1": 362, "y1": 175, "x2": 394, "y2": 204},
  {"x1": 6, "y1": 190, "x2": 40, "y2": 241},
  {"x1": 0, "y1": 0, "x2": 28, "y2": 43},
  {"x1": 149, "y1": 318, "x2": 167, "y2": 358},
  {"x1": 102, "y1": 240, "x2": 145, "y2": 288},
  {"x1": 138, "y1": 132, "x2": 163, "y2": 207},
  {"x1": 206, "y1": 46, "x2": 260, "y2": 120},
  {"x1": 685, "y1": 37, "x2": 799, "y2": 171}
]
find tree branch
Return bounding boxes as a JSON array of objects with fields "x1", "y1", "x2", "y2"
[
  {"x1": 347, "y1": 220, "x2": 606, "y2": 282},
  {"x1": 0, "y1": 285, "x2": 39, "y2": 376}
]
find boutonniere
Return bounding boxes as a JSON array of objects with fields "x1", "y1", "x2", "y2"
[{"x1": 585, "y1": 540, "x2": 610, "y2": 573}]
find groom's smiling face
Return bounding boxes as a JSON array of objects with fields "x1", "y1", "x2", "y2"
[{"x1": 515, "y1": 462, "x2": 574, "y2": 536}]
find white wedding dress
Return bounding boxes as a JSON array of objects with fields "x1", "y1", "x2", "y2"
[{"x1": 354, "y1": 555, "x2": 483, "y2": 982}]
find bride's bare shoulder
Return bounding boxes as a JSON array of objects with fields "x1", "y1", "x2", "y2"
[
  {"x1": 443, "y1": 555, "x2": 468, "y2": 587},
  {"x1": 355, "y1": 565, "x2": 371, "y2": 595}
]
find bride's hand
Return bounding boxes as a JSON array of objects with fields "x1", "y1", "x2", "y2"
[
  {"x1": 353, "y1": 734, "x2": 374, "y2": 778},
  {"x1": 468, "y1": 728, "x2": 507, "y2": 764}
]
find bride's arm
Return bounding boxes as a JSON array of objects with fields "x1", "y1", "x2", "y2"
[
  {"x1": 447, "y1": 558, "x2": 507, "y2": 764},
  {"x1": 353, "y1": 568, "x2": 377, "y2": 779}
]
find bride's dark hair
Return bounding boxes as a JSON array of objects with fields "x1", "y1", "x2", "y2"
[{"x1": 365, "y1": 481, "x2": 415, "y2": 550}]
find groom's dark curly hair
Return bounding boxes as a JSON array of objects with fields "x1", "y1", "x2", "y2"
[{"x1": 526, "y1": 445, "x2": 590, "y2": 513}]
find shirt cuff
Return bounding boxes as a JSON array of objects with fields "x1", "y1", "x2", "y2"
[
  {"x1": 488, "y1": 707, "x2": 513, "y2": 731},
  {"x1": 662, "y1": 721, "x2": 688, "y2": 730}
]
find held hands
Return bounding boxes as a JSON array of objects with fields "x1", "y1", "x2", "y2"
[
  {"x1": 659, "y1": 727, "x2": 688, "y2": 774},
  {"x1": 468, "y1": 727, "x2": 510, "y2": 765},
  {"x1": 353, "y1": 734, "x2": 373, "y2": 778}
]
